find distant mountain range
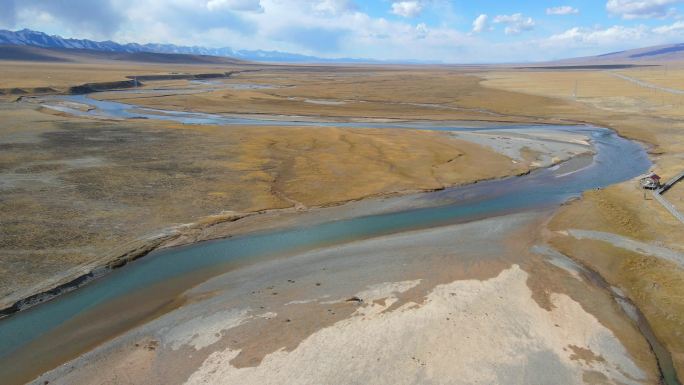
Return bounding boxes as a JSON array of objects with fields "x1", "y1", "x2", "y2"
[
  {"x1": 589, "y1": 43, "x2": 684, "y2": 62},
  {"x1": 0, "y1": 29, "x2": 387, "y2": 64},
  {"x1": 547, "y1": 42, "x2": 684, "y2": 66},
  {"x1": 1, "y1": 29, "x2": 682, "y2": 65}
]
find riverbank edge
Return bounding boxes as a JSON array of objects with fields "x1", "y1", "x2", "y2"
[
  {"x1": 0, "y1": 166, "x2": 541, "y2": 318},
  {"x1": 0, "y1": 71, "x2": 251, "y2": 98}
]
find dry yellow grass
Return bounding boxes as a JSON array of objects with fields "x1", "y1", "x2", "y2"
[
  {"x1": 0, "y1": 97, "x2": 525, "y2": 309},
  {"x1": 668, "y1": 183, "x2": 684, "y2": 214},
  {"x1": 0, "y1": 61, "x2": 241, "y2": 90},
  {"x1": 482, "y1": 70, "x2": 684, "y2": 120},
  {"x1": 617, "y1": 66, "x2": 684, "y2": 90},
  {"x1": 94, "y1": 69, "x2": 568, "y2": 124}
]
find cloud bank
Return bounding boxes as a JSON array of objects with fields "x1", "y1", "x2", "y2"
[
  {"x1": 546, "y1": 6, "x2": 580, "y2": 15},
  {"x1": 606, "y1": 0, "x2": 683, "y2": 19},
  {"x1": 391, "y1": 1, "x2": 423, "y2": 18},
  {"x1": 493, "y1": 13, "x2": 535, "y2": 35}
]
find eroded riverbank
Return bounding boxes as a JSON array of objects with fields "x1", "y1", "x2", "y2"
[{"x1": 1, "y1": 100, "x2": 538, "y2": 314}]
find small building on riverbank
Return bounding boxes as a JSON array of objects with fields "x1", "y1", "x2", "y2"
[{"x1": 640, "y1": 173, "x2": 661, "y2": 189}]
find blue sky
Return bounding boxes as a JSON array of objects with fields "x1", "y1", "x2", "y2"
[{"x1": 1, "y1": 0, "x2": 683, "y2": 62}]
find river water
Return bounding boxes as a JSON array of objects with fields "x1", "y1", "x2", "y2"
[{"x1": 2, "y1": 92, "x2": 675, "y2": 384}]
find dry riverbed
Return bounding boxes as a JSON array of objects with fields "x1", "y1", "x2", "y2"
[{"x1": 31, "y1": 212, "x2": 659, "y2": 385}]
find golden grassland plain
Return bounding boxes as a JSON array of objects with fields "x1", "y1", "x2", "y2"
[
  {"x1": 616, "y1": 65, "x2": 684, "y2": 90},
  {"x1": 93, "y1": 68, "x2": 571, "y2": 124},
  {"x1": 2, "y1": 59, "x2": 684, "y2": 379},
  {"x1": 0, "y1": 60, "x2": 243, "y2": 91}
]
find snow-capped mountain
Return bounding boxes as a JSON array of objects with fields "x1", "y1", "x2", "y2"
[
  {"x1": 0, "y1": 29, "x2": 377, "y2": 63},
  {"x1": 0, "y1": 29, "x2": 141, "y2": 52}
]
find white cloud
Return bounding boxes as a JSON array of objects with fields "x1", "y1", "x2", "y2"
[
  {"x1": 206, "y1": 0, "x2": 263, "y2": 12},
  {"x1": 391, "y1": 1, "x2": 423, "y2": 18},
  {"x1": 312, "y1": 0, "x2": 357, "y2": 16},
  {"x1": 546, "y1": 6, "x2": 579, "y2": 15},
  {"x1": 546, "y1": 25, "x2": 649, "y2": 46},
  {"x1": 472, "y1": 14, "x2": 489, "y2": 33},
  {"x1": 606, "y1": 0, "x2": 683, "y2": 19},
  {"x1": 493, "y1": 13, "x2": 535, "y2": 35},
  {"x1": 415, "y1": 22, "x2": 429, "y2": 38},
  {"x1": 652, "y1": 20, "x2": 684, "y2": 33},
  {"x1": 3, "y1": 0, "x2": 126, "y2": 38}
]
